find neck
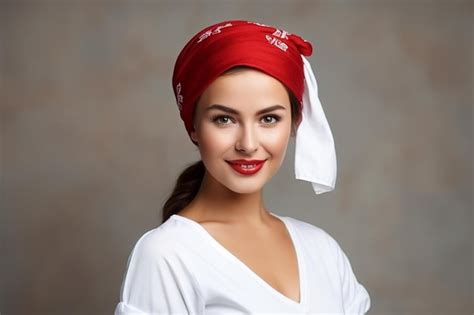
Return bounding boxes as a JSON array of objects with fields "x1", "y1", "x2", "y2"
[{"x1": 188, "y1": 170, "x2": 271, "y2": 226}]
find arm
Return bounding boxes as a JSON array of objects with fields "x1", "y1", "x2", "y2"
[
  {"x1": 324, "y1": 231, "x2": 371, "y2": 314},
  {"x1": 114, "y1": 231, "x2": 205, "y2": 315}
]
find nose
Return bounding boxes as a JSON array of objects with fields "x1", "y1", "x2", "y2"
[{"x1": 235, "y1": 124, "x2": 259, "y2": 154}]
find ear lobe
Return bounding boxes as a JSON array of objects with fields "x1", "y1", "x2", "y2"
[{"x1": 190, "y1": 129, "x2": 198, "y2": 143}]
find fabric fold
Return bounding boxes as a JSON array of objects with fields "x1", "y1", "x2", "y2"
[{"x1": 295, "y1": 56, "x2": 337, "y2": 194}]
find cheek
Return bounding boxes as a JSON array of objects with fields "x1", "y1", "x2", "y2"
[
  {"x1": 263, "y1": 125, "x2": 291, "y2": 155},
  {"x1": 198, "y1": 125, "x2": 235, "y2": 158}
]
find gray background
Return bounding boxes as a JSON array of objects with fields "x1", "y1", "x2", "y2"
[{"x1": 0, "y1": 1, "x2": 472, "y2": 314}]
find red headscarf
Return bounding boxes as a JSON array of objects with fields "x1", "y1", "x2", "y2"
[{"x1": 172, "y1": 20, "x2": 313, "y2": 139}]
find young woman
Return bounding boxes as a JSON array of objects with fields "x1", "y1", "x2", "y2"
[{"x1": 115, "y1": 20, "x2": 371, "y2": 314}]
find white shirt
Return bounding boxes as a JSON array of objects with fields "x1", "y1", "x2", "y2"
[{"x1": 114, "y1": 213, "x2": 371, "y2": 314}]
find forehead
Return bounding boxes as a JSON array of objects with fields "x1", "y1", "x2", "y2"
[{"x1": 197, "y1": 68, "x2": 291, "y2": 110}]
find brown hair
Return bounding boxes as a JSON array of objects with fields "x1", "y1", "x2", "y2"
[{"x1": 161, "y1": 66, "x2": 301, "y2": 223}]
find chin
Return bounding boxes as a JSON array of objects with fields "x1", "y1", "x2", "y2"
[
  {"x1": 227, "y1": 186, "x2": 263, "y2": 195},
  {"x1": 221, "y1": 179, "x2": 265, "y2": 195}
]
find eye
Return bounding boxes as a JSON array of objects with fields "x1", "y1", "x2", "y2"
[
  {"x1": 211, "y1": 115, "x2": 234, "y2": 126},
  {"x1": 261, "y1": 115, "x2": 281, "y2": 125}
]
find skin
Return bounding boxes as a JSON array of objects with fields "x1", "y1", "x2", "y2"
[
  {"x1": 178, "y1": 68, "x2": 301, "y2": 302},
  {"x1": 185, "y1": 68, "x2": 293, "y2": 227}
]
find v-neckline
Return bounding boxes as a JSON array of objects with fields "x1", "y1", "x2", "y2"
[{"x1": 171, "y1": 212, "x2": 306, "y2": 308}]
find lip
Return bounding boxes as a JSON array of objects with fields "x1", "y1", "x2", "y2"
[{"x1": 225, "y1": 159, "x2": 267, "y2": 175}]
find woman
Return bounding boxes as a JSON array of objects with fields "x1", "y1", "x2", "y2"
[{"x1": 115, "y1": 20, "x2": 371, "y2": 314}]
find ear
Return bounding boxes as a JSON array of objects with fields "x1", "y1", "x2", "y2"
[{"x1": 190, "y1": 128, "x2": 198, "y2": 143}]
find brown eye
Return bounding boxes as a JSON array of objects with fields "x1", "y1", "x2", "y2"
[
  {"x1": 261, "y1": 115, "x2": 281, "y2": 125},
  {"x1": 211, "y1": 115, "x2": 234, "y2": 126}
]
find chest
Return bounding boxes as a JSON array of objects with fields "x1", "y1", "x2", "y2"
[{"x1": 201, "y1": 222, "x2": 301, "y2": 304}]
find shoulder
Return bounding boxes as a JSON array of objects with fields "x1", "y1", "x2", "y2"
[
  {"x1": 283, "y1": 215, "x2": 336, "y2": 242},
  {"x1": 282, "y1": 215, "x2": 345, "y2": 255},
  {"x1": 127, "y1": 216, "x2": 195, "y2": 261}
]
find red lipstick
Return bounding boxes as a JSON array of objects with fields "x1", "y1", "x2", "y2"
[{"x1": 225, "y1": 159, "x2": 266, "y2": 175}]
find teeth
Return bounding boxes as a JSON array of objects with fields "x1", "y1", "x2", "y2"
[{"x1": 240, "y1": 164, "x2": 257, "y2": 169}]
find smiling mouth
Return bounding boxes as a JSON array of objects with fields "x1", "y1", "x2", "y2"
[
  {"x1": 237, "y1": 164, "x2": 258, "y2": 169},
  {"x1": 225, "y1": 160, "x2": 266, "y2": 175}
]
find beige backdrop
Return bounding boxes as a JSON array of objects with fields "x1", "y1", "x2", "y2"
[{"x1": 1, "y1": 1, "x2": 472, "y2": 314}]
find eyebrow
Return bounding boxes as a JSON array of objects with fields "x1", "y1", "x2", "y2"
[{"x1": 205, "y1": 104, "x2": 287, "y2": 115}]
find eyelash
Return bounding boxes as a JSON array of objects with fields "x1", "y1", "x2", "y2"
[{"x1": 211, "y1": 114, "x2": 282, "y2": 126}]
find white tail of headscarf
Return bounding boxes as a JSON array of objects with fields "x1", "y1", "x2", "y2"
[{"x1": 294, "y1": 56, "x2": 337, "y2": 194}]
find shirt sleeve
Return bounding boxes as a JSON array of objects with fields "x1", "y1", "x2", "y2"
[
  {"x1": 114, "y1": 231, "x2": 205, "y2": 315},
  {"x1": 324, "y1": 231, "x2": 371, "y2": 314}
]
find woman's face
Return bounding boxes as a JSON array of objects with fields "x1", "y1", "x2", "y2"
[{"x1": 191, "y1": 68, "x2": 292, "y2": 194}]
